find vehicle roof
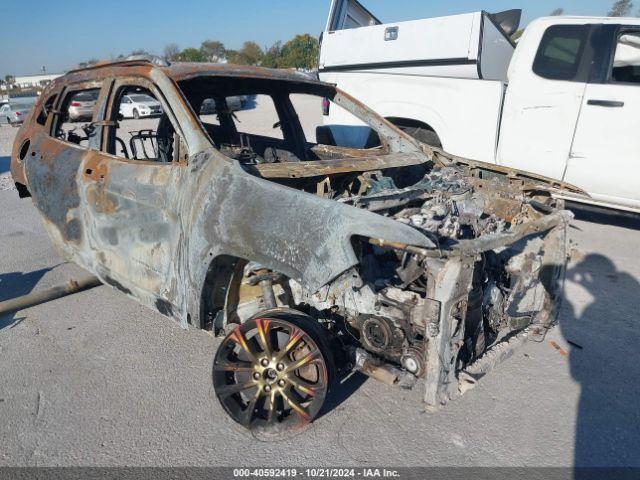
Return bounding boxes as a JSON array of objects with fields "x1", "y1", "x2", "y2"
[
  {"x1": 164, "y1": 63, "x2": 321, "y2": 83},
  {"x1": 58, "y1": 60, "x2": 325, "y2": 87}
]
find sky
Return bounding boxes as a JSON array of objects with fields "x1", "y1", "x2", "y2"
[{"x1": 0, "y1": 0, "x2": 629, "y2": 78}]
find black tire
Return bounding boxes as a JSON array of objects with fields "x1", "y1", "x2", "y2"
[
  {"x1": 133, "y1": 109, "x2": 139, "y2": 120},
  {"x1": 213, "y1": 307, "x2": 336, "y2": 435},
  {"x1": 398, "y1": 125, "x2": 442, "y2": 148}
]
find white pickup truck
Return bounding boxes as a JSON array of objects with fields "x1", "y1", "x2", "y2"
[{"x1": 318, "y1": 0, "x2": 640, "y2": 213}]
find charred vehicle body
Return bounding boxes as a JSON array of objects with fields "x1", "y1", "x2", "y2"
[{"x1": 11, "y1": 59, "x2": 575, "y2": 434}]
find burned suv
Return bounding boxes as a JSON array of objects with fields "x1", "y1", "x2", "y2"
[{"x1": 11, "y1": 59, "x2": 575, "y2": 434}]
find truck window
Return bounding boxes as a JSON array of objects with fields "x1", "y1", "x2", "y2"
[
  {"x1": 611, "y1": 32, "x2": 640, "y2": 84},
  {"x1": 533, "y1": 25, "x2": 589, "y2": 81}
]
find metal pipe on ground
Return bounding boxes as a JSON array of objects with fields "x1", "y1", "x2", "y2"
[{"x1": 0, "y1": 276, "x2": 102, "y2": 315}]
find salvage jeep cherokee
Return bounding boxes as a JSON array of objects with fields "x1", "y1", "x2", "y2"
[{"x1": 11, "y1": 58, "x2": 576, "y2": 434}]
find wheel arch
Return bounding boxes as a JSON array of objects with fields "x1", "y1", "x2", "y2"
[
  {"x1": 386, "y1": 116, "x2": 437, "y2": 131},
  {"x1": 386, "y1": 117, "x2": 442, "y2": 145},
  {"x1": 197, "y1": 253, "x2": 248, "y2": 331},
  {"x1": 369, "y1": 98, "x2": 448, "y2": 149}
]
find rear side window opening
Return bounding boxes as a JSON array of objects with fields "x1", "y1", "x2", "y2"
[
  {"x1": 36, "y1": 94, "x2": 58, "y2": 126},
  {"x1": 105, "y1": 85, "x2": 184, "y2": 163},
  {"x1": 533, "y1": 24, "x2": 589, "y2": 81},
  {"x1": 52, "y1": 87, "x2": 102, "y2": 148}
]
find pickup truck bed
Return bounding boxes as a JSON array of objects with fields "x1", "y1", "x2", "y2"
[{"x1": 320, "y1": 1, "x2": 519, "y2": 82}]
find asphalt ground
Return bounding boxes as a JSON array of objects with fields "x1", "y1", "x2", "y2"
[{"x1": 1, "y1": 102, "x2": 639, "y2": 467}]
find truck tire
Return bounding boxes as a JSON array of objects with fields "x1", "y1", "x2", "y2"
[{"x1": 399, "y1": 125, "x2": 442, "y2": 148}]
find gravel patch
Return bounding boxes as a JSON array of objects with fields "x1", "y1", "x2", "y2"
[{"x1": 0, "y1": 173, "x2": 15, "y2": 191}]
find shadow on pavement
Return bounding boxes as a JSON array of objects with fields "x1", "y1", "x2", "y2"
[
  {"x1": 0, "y1": 268, "x2": 52, "y2": 330},
  {"x1": 567, "y1": 202, "x2": 640, "y2": 230},
  {"x1": 0, "y1": 156, "x2": 10, "y2": 175},
  {"x1": 318, "y1": 370, "x2": 368, "y2": 421},
  {"x1": 560, "y1": 253, "x2": 640, "y2": 467}
]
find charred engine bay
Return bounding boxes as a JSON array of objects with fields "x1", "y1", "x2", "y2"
[{"x1": 234, "y1": 152, "x2": 569, "y2": 401}]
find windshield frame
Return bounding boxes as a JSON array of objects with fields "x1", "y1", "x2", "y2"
[{"x1": 176, "y1": 75, "x2": 422, "y2": 160}]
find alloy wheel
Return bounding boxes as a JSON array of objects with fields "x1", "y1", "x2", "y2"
[{"x1": 213, "y1": 311, "x2": 330, "y2": 434}]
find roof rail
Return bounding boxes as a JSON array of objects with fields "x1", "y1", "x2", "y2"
[
  {"x1": 125, "y1": 54, "x2": 170, "y2": 67},
  {"x1": 67, "y1": 55, "x2": 169, "y2": 74}
]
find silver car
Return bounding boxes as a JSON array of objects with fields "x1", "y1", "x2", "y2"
[
  {"x1": 0, "y1": 101, "x2": 33, "y2": 126},
  {"x1": 67, "y1": 90, "x2": 99, "y2": 122}
]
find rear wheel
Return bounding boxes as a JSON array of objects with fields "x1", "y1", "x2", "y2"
[
  {"x1": 213, "y1": 308, "x2": 334, "y2": 435},
  {"x1": 398, "y1": 125, "x2": 442, "y2": 148}
]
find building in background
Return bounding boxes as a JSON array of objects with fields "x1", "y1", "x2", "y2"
[
  {"x1": 13, "y1": 73, "x2": 62, "y2": 89},
  {"x1": 1, "y1": 73, "x2": 62, "y2": 91}
]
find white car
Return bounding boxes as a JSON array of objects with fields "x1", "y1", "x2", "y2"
[{"x1": 119, "y1": 93, "x2": 163, "y2": 119}]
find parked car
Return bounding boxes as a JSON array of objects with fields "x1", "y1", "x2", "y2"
[
  {"x1": 0, "y1": 101, "x2": 32, "y2": 126},
  {"x1": 199, "y1": 95, "x2": 244, "y2": 115},
  {"x1": 119, "y1": 93, "x2": 163, "y2": 119},
  {"x1": 67, "y1": 90, "x2": 99, "y2": 122},
  {"x1": 319, "y1": 0, "x2": 640, "y2": 213},
  {"x1": 11, "y1": 59, "x2": 573, "y2": 435}
]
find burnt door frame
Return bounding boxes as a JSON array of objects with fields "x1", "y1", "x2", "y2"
[
  {"x1": 78, "y1": 75, "x2": 193, "y2": 321},
  {"x1": 23, "y1": 79, "x2": 108, "y2": 265}
]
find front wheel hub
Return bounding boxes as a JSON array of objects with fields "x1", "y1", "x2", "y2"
[{"x1": 213, "y1": 310, "x2": 332, "y2": 434}]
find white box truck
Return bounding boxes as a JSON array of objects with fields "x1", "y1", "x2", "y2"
[{"x1": 319, "y1": 0, "x2": 640, "y2": 213}]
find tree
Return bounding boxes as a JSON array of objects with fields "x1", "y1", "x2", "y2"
[
  {"x1": 200, "y1": 40, "x2": 226, "y2": 62},
  {"x1": 280, "y1": 34, "x2": 319, "y2": 69},
  {"x1": 226, "y1": 42, "x2": 263, "y2": 65},
  {"x1": 240, "y1": 41, "x2": 263, "y2": 65},
  {"x1": 164, "y1": 43, "x2": 180, "y2": 61},
  {"x1": 261, "y1": 41, "x2": 283, "y2": 68},
  {"x1": 608, "y1": 0, "x2": 633, "y2": 16},
  {"x1": 5, "y1": 75, "x2": 15, "y2": 85},
  {"x1": 225, "y1": 50, "x2": 240, "y2": 64},
  {"x1": 550, "y1": 8, "x2": 564, "y2": 15},
  {"x1": 178, "y1": 47, "x2": 206, "y2": 62}
]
